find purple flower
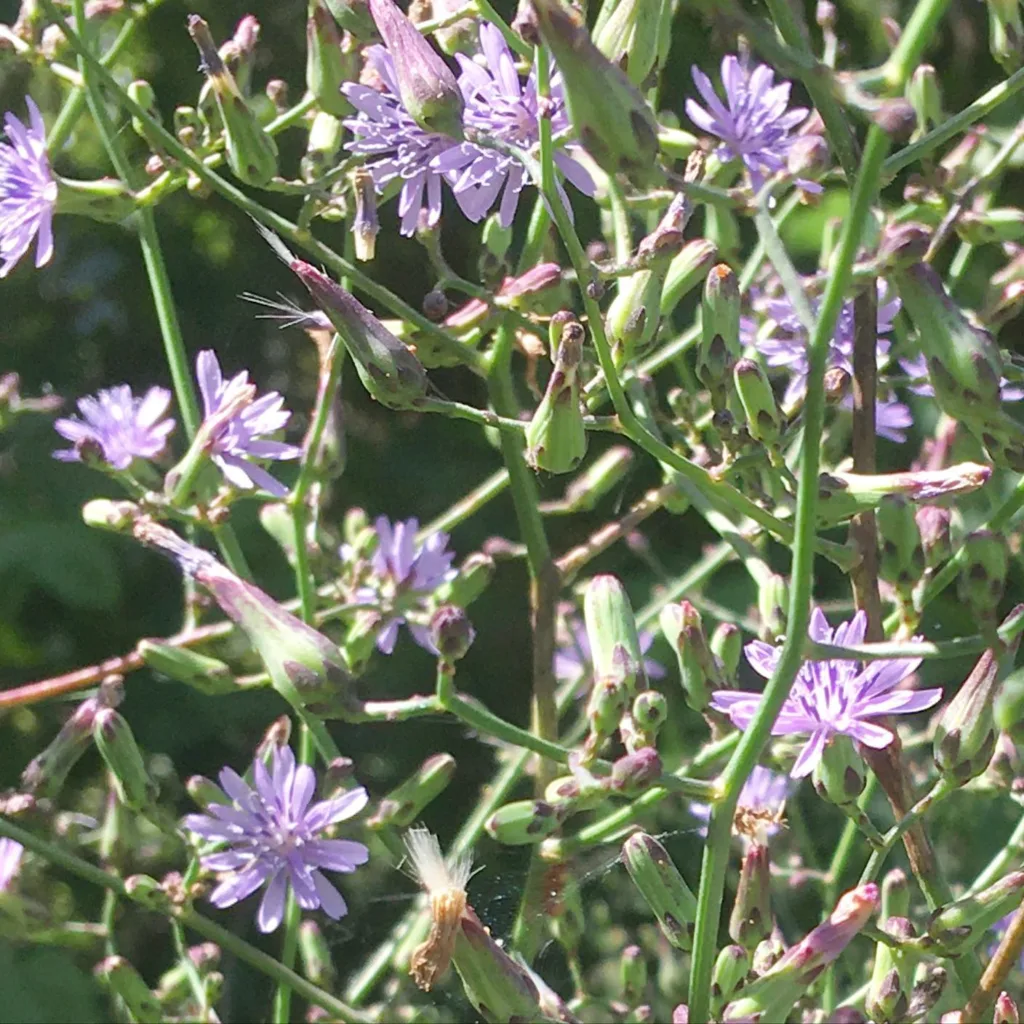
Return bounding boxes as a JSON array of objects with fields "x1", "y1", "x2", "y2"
[
  {"x1": 434, "y1": 23, "x2": 594, "y2": 227},
  {"x1": 195, "y1": 349, "x2": 301, "y2": 497},
  {"x1": 690, "y1": 764, "x2": 789, "y2": 844},
  {"x1": 53, "y1": 385, "x2": 175, "y2": 469},
  {"x1": 899, "y1": 351, "x2": 1024, "y2": 403},
  {"x1": 353, "y1": 516, "x2": 457, "y2": 654},
  {"x1": 711, "y1": 608, "x2": 941, "y2": 778},
  {"x1": 183, "y1": 745, "x2": 369, "y2": 933},
  {"x1": 553, "y1": 616, "x2": 666, "y2": 683},
  {"x1": 685, "y1": 56, "x2": 813, "y2": 194},
  {"x1": 343, "y1": 47, "x2": 462, "y2": 236},
  {"x1": 0, "y1": 838, "x2": 23, "y2": 892},
  {"x1": 1, "y1": 97, "x2": 57, "y2": 278}
]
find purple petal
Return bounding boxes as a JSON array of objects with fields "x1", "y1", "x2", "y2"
[{"x1": 257, "y1": 870, "x2": 288, "y2": 932}]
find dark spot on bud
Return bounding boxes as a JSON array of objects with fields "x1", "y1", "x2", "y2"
[
  {"x1": 844, "y1": 765, "x2": 864, "y2": 798},
  {"x1": 756, "y1": 410, "x2": 776, "y2": 433},
  {"x1": 586, "y1": 279, "x2": 604, "y2": 300},
  {"x1": 662, "y1": 911, "x2": 683, "y2": 939}
]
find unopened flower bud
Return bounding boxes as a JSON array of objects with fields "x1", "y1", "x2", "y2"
[
  {"x1": 958, "y1": 529, "x2": 1008, "y2": 626},
  {"x1": 866, "y1": 916, "x2": 918, "y2": 1024},
  {"x1": 526, "y1": 319, "x2": 587, "y2": 473},
  {"x1": 127, "y1": 79, "x2": 163, "y2": 152},
  {"x1": 610, "y1": 746, "x2": 662, "y2": 795},
  {"x1": 531, "y1": 0, "x2": 661, "y2": 186},
  {"x1": 21, "y1": 695, "x2": 105, "y2": 797},
  {"x1": 367, "y1": 0, "x2": 464, "y2": 137},
  {"x1": 561, "y1": 445, "x2": 634, "y2": 512},
  {"x1": 486, "y1": 799, "x2": 563, "y2": 845},
  {"x1": 632, "y1": 691, "x2": 668, "y2": 741},
  {"x1": 987, "y1": 0, "x2": 1024, "y2": 70},
  {"x1": 734, "y1": 357, "x2": 782, "y2": 446},
  {"x1": 82, "y1": 498, "x2": 138, "y2": 533},
  {"x1": 138, "y1": 639, "x2": 234, "y2": 695},
  {"x1": 916, "y1": 504, "x2": 952, "y2": 568},
  {"x1": 622, "y1": 832, "x2": 697, "y2": 950},
  {"x1": 660, "y1": 600, "x2": 723, "y2": 712},
  {"x1": 429, "y1": 605, "x2": 475, "y2": 661},
  {"x1": 95, "y1": 956, "x2": 162, "y2": 1024},
  {"x1": 758, "y1": 574, "x2": 788, "y2": 641},
  {"x1": 907, "y1": 964, "x2": 947, "y2": 1019},
  {"x1": 995, "y1": 665, "x2": 1024, "y2": 741},
  {"x1": 995, "y1": 991, "x2": 1020, "y2": 1024},
  {"x1": 302, "y1": 110, "x2": 343, "y2": 181},
  {"x1": 585, "y1": 675, "x2": 628, "y2": 754},
  {"x1": 729, "y1": 843, "x2": 772, "y2": 950},
  {"x1": 93, "y1": 708, "x2": 158, "y2": 812},
  {"x1": 435, "y1": 552, "x2": 496, "y2": 608},
  {"x1": 934, "y1": 647, "x2": 1004, "y2": 783},
  {"x1": 712, "y1": 945, "x2": 750, "y2": 1015},
  {"x1": 697, "y1": 264, "x2": 741, "y2": 410},
  {"x1": 813, "y1": 735, "x2": 866, "y2": 809},
  {"x1": 620, "y1": 944, "x2": 648, "y2": 1001},
  {"x1": 957, "y1": 207, "x2": 1024, "y2": 245},
  {"x1": 927, "y1": 871, "x2": 1024, "y2": 954},
  {"x1": 186, "y1": 774, "x2": 230, "y2": 810},
  {"x1": 585, "y1": 574, "x2": 646, "y2": 694},
  {"x1": 307, "y1": 0, "x2": 356, "y2": 118},
  {"x1": 368, "y1": 753, "x2": 456, "y2": 829},
  {"x1": 710, "y1": 622, "x2": 743, "y2": 682},
  {"x1": 188, "y1": 16, "x2": 279, "y2": 186},
  {"x1": 907, "y1": 64, "x2": 942, "y2": 139},
  {"x1": 877, "y1": 494, "x2": 925, "y2": 589},
  {"x1": 661, "y1": 238, "x2": 718, "y2": 318},
  {"x1": 881, "y1": 867, "x2": 910, "y2": 920}
]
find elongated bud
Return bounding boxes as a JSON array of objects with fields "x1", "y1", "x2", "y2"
[
  {"x1": 95, "y1": 956, "x2": 162, "y2": 1024},
  {"x1": 877, "y1": 494, "x2": 925, "y2": 589},
  {"x1": 659, "y1": 600, "x2": 722, "y2": 713},
  {"x1": 620, "y1": 943, "x2": 647, "y2": 1001},
  {"x1": 93, "y1": 708, "x2": 158, "y2": 812},
  {"x1": 661, "y1": 238, "x2": 718, "y2": 317},
  {"x1": 298, "y1": 921, "x2": 336, "y2": 988},
  {"x1": 995, "y1": 665, "x2": 1024, "y2": 740},
  {"x1": 486, "y1": 799, "x2": 563, "y2": 845},
  {"x1": 307, "y1": 0, "x2": 355, "y2": 117},
  {"x1": 526, "y1": 319, "x2": 588, "y2": 473},
  {"x1": 622, "y1": 833, "x2": 697, "y2": 951},
  {"x1": 813, "y1": 735, "x2": 866, "y2": 809},
  {"x1": 907, "y1": 64, "x2": 942, "y2": 138},
  {"x1": 958, "y1": 530, "x2": 1008, "y2": 627},
  {"x1": 531, "y1": 0, "x2": 661, "y2": 186},
  {"x1": 188, "y1": 16, "x2": 279, "y2": 186},
  {"x1": 430, "y1": 605, "x2": 475, "y2": 662},
  {"x1": 351, "y1": 168, "x2": 380, "y2": 261},
  {"x1": 988, "y1": 0, "x2": 1024, "y2": 70},
  {"x1": 710, "y1": 622, "x2": 742, "y2": 682},
  {"x1": 367, "y1": 0, "x2": 464, "y2": 137},
  {"x1": 908, "y1": 964, "x2": 947, "y2": 1019},
  {"x1": 996, "y1": 991, "x2": 1021, "y2": 1024},
  {"x1": 610, "y1": 747, "x2": 662, "y2": 795},
  {"x1": 127, "y1": 79, "x2": 162, "y2": 148},
  {"x1": 138, "y1": 639, "x2": 235, "y2": 695},
  {"x1": 593, "y1": 0, "x2": 662, "y2": 86},
  {"x1": 724, "y1": 885, "x2": 879, "y2": 1022},
  {"x1": 302, "y1": 110, "x2": 343, "y2": 181},
  {"x1": 262, "y1": 230, "x2": 429, "y2": 408},
  {"x1": 934, "y1": 647, "x2": 1004, "y2": 783},
  {"x1": 712, "y1": 945, "x2": 750, "y2": 1015},
  {"x1": 729, "y1": 843, "x2": 772, "y2": 950},
  {"x1": 187, "y1": 774, "x2": 230, "y2": 810},
  {"x1": 22, "y1": 695, "x2": 106, "y2": 797},
  {"x1": 53, "y1": 177, "x2": 137, "y2": 223},
  {"x1": 927, "y1": 871, "x2": 1024, "y2": 953},
  {"x1": 734, "y1": 358, "x2": 782, "y2": 446},
  {"x1": 585, "y1": 675, "x2": 628, "y2": 755},
  {"x1": 881, "y1": 868, "x2": 910, "y2": 920},
  {"x1": 585, "y1": 574, "x2": 646, "y2": 695},
  {"x1": 957, "y1": 208, "x2": 1024, "y2": 245},
  {"x1": 698, "y1": 264, "x2": 741, "y2": 409},
  {"x1": 758, "y1": 574, "x2": 788, "y2": 641},
  {"x1": 916, "y1": 505, "x2": 952, "y2": 568},
  {"x1": 561, "y1": 445, "x2": 634, "y2": 512},
  {"x1": 435, "y1": 552, "x2": 496, "y2": 607},
  {"x1": 866, "y1": 916, "x2": 918, "y2": 1024},
  {"x1": 368, "y1": 753, "x2": 456, "y2": 829}
]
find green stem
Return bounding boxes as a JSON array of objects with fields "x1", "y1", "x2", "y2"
[
  {"x1": 687, "y1": 126, "x2": 891, "y2": 1024},
  {"x1": 883, "y1": 0, "x2": 953, "y2": 92}
]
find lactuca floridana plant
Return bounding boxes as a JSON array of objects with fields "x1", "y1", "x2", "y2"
[{"x1": 8, "y1": 1, "x2": 1024, "y2": 1022}]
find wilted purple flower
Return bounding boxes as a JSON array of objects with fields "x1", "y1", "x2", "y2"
[
  {"x1": 1, "y1": 97, "x2": 57, "y2": 278},
  {"x1": 183, "y1": 745, "x2": 369, "y2": 933},
  {"x1": 353, "y1": 516, "x2": 457, "y2": 654},
  {"x1": 711, "y1": 608, "x2": 941, "y2": 778},
  {"x1": 553, "y1": 616, "x2": 666, "y2": 683},
  {"x1": 899, "y1": 350, "x2": 1024, "y2": 403},
  {"x1": 685, "y1": 56, "x2": 813, "y2": 194},
  {"x1": 434, "y1": 22, "x2": 594, "y2": 227},
  {"x1": 53, "y1": 385, "x2": 175, "y2": 469},
  {"x1": 690, "y1": 764, "x2": 789, "y2": 845},
  {"x1": 195, "y1": 349, "x2": 300, "y2": 496},
  {"x1": 0, "y1": 838, "x2": 23, "y2": 892},
  {"x1": 343, "y1": 47, "x2": 462, "y2": 236}
]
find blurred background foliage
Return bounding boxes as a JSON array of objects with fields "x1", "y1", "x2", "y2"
[{"x1": 1, "y1": 0, "x2": 1023, "y2": 1020}]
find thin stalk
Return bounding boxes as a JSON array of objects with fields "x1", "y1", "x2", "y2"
[{"x1": 883, "y1": 0, "x2": 953, "y2": 92}]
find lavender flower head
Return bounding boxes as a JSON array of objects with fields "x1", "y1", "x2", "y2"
[
  {"x1": 195, "y1": 349, "x2": 301, "y2": 496},
  {"x1": 54, "y1": 385, "x2": 175, "y2": 469},
  {"x1": 554, "y1": 615, "x2": 666, "y2": 684},
  {"x1": 435, "y1": 22, "x2": 594, "y2": 227},
  {"x1": 0, "y1": 838, "x2": 24, "y2": 892},
  {"x1": 354, "y1": 516, "x2": 457, "y2": 654},
  {"x1": 685, "y1": 56, "x2": 814, "y2": 194},
  {"x1": 711, "y1": 608, "x2": 941, "y2": 778},
  {"x1": 1, "y1": 97, "x2": 57, "y2": 278},
  {"x1": 183, "y1": 745, "x2": 369, "y2": 933},
  {"x1": 690, "y1": 764, "x2": 789, "y2": 845}
]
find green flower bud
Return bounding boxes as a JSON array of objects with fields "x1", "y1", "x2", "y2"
[
  {"x1": 526, "y1": 319, "x2": 588, "y2": 473},
  {"x1": 632, "y1": 691, "x2": 668, "y2": 740},
  {"x1": 729, "y1": 843, "x2": 772, "y2": 951},
  {"x1": 561, "y1": 445, "x2": 635, "y2": 512},
  {"x1": 81, "y1": 498, "x2": 138, "y2": 532},
  {"x1": 367, "y1": 0, "x2": 464, "y2": 138},
  {"x1": 435, "y1": 552, "x2": 496, "y2": 607},
  {"x1": 660, "y1": 238, "x2": 718, "y2": 318},
  {"x1": 906, "y1": 64, "x2": 942, "y2": 139},
  {"x1": 585, "y1": 675, "x2": 628, "y2": 756},
  {"x1": 298, "y1": 920, "x2": 336, "y2": 988},
  {"x1": 593, "y1": 0, "x2": 664, "y2": 86},
  {"x1": 620, "y1": 944, "x2": 648, "y2": 1002},
  {"x1": 21, "y1": 695, "x2": 106, "y2": 798},
  {"x1": 881, "y1": 868, "x2": 910, "y2": 920},
  {"x1": 93, "y1": 708, "x2": 158, "y2": 812},
  {"x1": 531, "y1": 0, "x2": 661, "y2": 186},
  {"x1": 698, "y1": 264, "x2": 741, "y2": 409},
  {"x1": 585, "y1": 574, "x2": 646, "y2": 694},
  {"x1": 927, "y1": 870, "x2": 1024, "y2": 954},
  {"x1": 301, "y1": 110, "x2": 344, "y2": 182},
  {"x1": 95, "y1": 956, "x2": 162, "y2": 1024},
  {"x1": 173, "y1": 105, "x2": 203, "y2": 146},
  {"x1": 915, "y1": 505, "x2": 952, "y2": 569},
  {"x1": 544, "y1": 772, "x2": 605, "y2": 811},
  {"x1": 957, "y1": 208, "x2": 1024, "y2": 245},
  {"x1": 907, "y1": 964, "x2": 948, "y2": 1020},
  {"x1": 996, "y1": 991, "x2": 1021, "y2": 1024},
  {"x1": 622, "y1": 832, "x2": 697, "y2": 951},
  {"x1": 988, "y1": 0, "x2": 1024, "y2": 70},
  {"x1": 324, "y1": 0, "x2": 376, "y2": 38},
  {"x1": 934, "y1": 647, "x2": 1005, "y2": 783},
  {"x1": 712, "y1": 945, "x2": 750, "y2": 1016},
  {"x1": 138, "y1": 639, "x2": 235, "y2": 696},
  {"x1": 733, "y1": 357, "x2": 782, "y2": 446},
  {"x1": 995, "y1": 665, "x2": 1024, "y2": 741},
  {"x1": 263, "y1": 230, "x2": 429, "y2": 409},
  {"x1": 186, "y1": 774, "x2": 231, "y2": 810},
  {"x1": 758, "y1": 573, "x2": 788, "y2": 641},
  {"x1": 877, "y1": 494, "x2": 925, "y2": 589},
  {"x1": 893, "y1": 262, "x2": 1004, "y2": 423},
  {"x1": 306, "y1": 0, "x2": 356, "y2": 118},
  {"x1": 710, "y1": 622, "x2": 743, "y2": 682},
  {"x1": 429, "y1": 605, "x2": 476, "y2": 662},
  {"x1": 610, "y1": 747, "x2": 662, "y2": 795},
  {"x1": 367, "y1": 753, "x2": 456, "y2": 829},
  {"x1": 812, "y1": 735, "x2": 866, "y2": 810},
  {"x1": 123, "y1": 874, "x2": 172, "y2": 912},
  {"x1": 659, "y1": 600, "x2": 722, "y2": 713},
  {"x1": 485, "y1": 799, "x2": 563, "y2": 845},
  {"x1": 866, "y1": 917, "x2": 918, "y2": 1024},
  {"x1": 958, "y1": 529, "x2": 1009, "y2": 626},
  {"x1": 187, "y1": 16, "x2": 279, "y2": 186},
  {"x1": 127, "y1": 79, "x2": 163, "y2": 149}
]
